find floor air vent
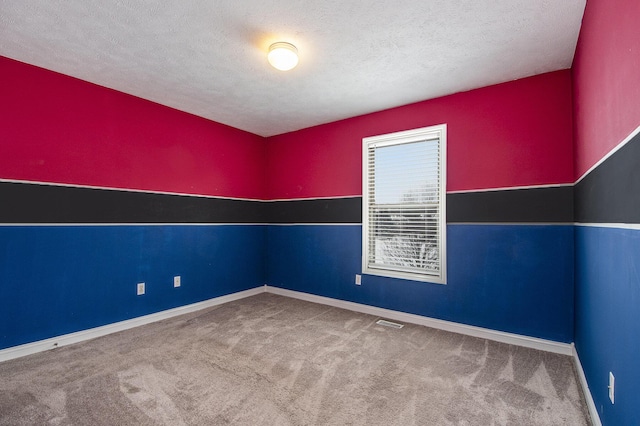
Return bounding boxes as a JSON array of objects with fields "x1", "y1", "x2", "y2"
[{"x1": 376, "y1": 319, "x2": 404, "y2": 329}]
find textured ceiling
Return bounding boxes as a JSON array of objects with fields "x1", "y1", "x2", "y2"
[{"x1": 0, "y1": 1, "x2": 586, "y2": 137}]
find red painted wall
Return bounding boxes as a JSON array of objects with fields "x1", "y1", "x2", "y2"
[
  {"x1": 2, "y1": 56, "x2": 575, "y2": 201},
  {"x1": 265, "y1": 71, "x2": 573, "y2": 199},
  {"x1": 572, "y1": 0, "x2": 640, "y2": 179},
  {"x1": 0, "y1": 56, "x2": 266, "y2": 200}
]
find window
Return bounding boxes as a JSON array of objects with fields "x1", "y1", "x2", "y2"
[{"x1": 362, "y1": 124, "x2": 446, "y2": 284}]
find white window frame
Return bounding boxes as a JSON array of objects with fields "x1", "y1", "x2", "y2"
[{"x1": 362, "y1": 124, "x2": 447, "y2": 284}]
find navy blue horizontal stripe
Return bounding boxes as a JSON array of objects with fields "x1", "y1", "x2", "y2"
[
  {"x1": 267, "y1": 224, "x2": 574, "y2": 342},
  {"x1": 0, "y1": 225, "x2": 265, "y2": 350}
]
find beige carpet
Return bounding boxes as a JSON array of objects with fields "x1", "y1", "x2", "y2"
[{"x1": 0, "y1": 293, "x2": 589, "y2": 425}]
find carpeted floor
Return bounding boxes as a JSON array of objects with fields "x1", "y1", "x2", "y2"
[{"x1": 0, "y1": 293, "x2": 590, "y2": 425}]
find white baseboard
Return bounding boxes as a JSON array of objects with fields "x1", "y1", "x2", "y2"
[
  {"x1": 0, "y1": 286, "x2": 265, "y2": 363},
  {"x1": 265, "y1": 286, "x2": 573, "y2": 355},
  {"x1": 573, "y1": 346, "x2": 603, "y2": 426}
]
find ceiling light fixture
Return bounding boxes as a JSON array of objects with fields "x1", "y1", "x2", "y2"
[{"x1": 268, "y1": 42, "x2": 299, "y2": 71}]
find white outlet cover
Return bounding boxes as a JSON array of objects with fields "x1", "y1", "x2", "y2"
[
  {"x1": 355, "y1": 274, "x2": 362, "y2": 285},
  {"x1": 137, "y1": 282, "x2": 145, "y2": 295},
  {"x1": 174, "y1": 276, "x2": 181, "y2": 287},
  {"x1": 609, "y1": 372, "x2": 615, "y2": 404}
]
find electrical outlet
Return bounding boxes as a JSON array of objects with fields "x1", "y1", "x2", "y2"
[
  {"x1": 609, "y1": 372, "x2": 615, "y2": 404},
  {"x1": 137, "y1": 282, "x2": 145, "y2": 295},
  {"x1": 174, "y1": 276, "x2": 181, "y2": 288},
  {"x1": 355, "y1": 274, "x2": 362, "y2": 285}
]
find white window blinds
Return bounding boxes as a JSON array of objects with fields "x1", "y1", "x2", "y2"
[{"x1": 362, "y1": 124, "x2": 446, "y2": 283}]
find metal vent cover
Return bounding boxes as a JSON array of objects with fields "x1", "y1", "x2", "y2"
[{"x1": 376, "y1": 319, "x2": 404, "y2": 329}]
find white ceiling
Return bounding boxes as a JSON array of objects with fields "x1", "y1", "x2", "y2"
[{"x1": 0, "y1": 1, "x2": 586, "y2": 137}]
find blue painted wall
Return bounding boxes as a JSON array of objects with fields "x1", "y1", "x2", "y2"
[
  {"x1": 267, "y1": 224, "x2": 574, "y2": 342},
  {"x1": 575, "y1": 226, "x2": 640, "y2": 425},
  {"x1": 0, "y1": 225, "x2": 265, "y2": 350}
]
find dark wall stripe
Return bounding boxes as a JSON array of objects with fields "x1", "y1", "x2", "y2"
[
  {"x1": 0, "y1": 182, "x2": 263, "y2": 223},
  {"x1": 447, "y1": 186, "x2": 574, "y2": 223},
  {"x1": 1, "y1": 182, "x2": 576, "y2": 224},
  {"x1": 265, "y1": 198, "x2": 362, "y2": 224},
  {"x1": 575, "y1": 131, "x2": 640, "y2": 224},
  {"x1": 266, "y1": 188, "x2": 572, "y2": 224}
]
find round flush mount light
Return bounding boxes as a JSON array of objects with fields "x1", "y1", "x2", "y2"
[{"x1": 267, "y1": 42, "x2": 299, "y2": 71}]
